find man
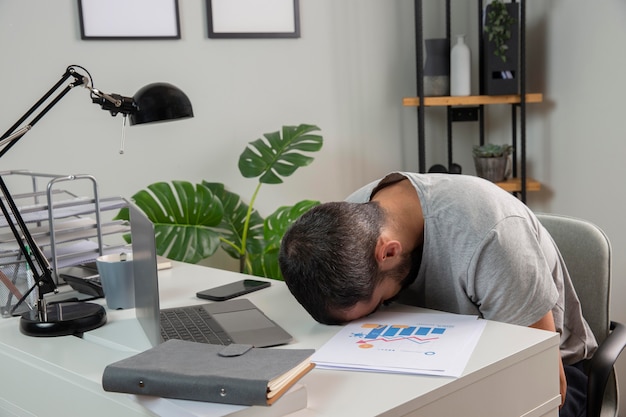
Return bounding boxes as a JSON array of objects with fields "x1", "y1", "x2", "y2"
[{"x1": 279, "y1": 172, "x2": 597, "y2": 417}]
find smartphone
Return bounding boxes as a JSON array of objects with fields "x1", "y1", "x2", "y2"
[{"x1": 196, "y1": 279, "x2": 271, "y2": 301}]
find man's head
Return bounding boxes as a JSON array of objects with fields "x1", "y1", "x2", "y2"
[{"x1": 279, "y1": 201, "x2": 414, "y2": 324}]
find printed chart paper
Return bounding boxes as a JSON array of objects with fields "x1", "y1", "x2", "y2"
[{"x1": 312, "y1": 311, "x2": 486, "y2": 377}]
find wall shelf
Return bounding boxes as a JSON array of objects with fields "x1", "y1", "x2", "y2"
[
  {"x1": 495, "y1": 177, "x2": 541, "y2": 193},
  {"x1": 409, "y1": 0, "x2": 541, "y2": 202},
  {"x1": 403, "y1": 93, "x2": 543, "y2": 107}
]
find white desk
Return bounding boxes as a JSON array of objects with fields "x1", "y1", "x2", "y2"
[{"x1": 0, "y1": 262, "x2": 561, "y2": 417}]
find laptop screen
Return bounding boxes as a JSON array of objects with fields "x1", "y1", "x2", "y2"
[
  {"x1": 128, "y1": 202, "x2": 293, "y2": 348},
  {"x1": 129, "y1": 203, "x2": 162, "y2": 347}
]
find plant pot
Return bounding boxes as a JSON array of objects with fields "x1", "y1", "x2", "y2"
[{"x1": 473, "y1": 156, "x2": 508, "y2": 182}]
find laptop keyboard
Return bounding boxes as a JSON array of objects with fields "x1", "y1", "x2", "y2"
[{"x1": 160, "y1": 306, "x2": 233, "y2": 345}]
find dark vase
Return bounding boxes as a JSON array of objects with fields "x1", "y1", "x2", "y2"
[{"x1": 423, "y1": 38, "x2": 450, "y2": 96}]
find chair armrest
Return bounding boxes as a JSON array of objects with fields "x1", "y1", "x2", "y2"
[{"x1": 587, "y1": 321, "x2": 626, "y2": 417}]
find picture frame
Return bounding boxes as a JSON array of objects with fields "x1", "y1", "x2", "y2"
[
  {"x1": 78, "y1": 0, "x2": 181, "y2": 40},
  {"x1": 207, "y1": 0, "x2": 300, "y2": 39}
]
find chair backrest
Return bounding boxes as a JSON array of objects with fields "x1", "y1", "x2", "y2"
[
  {"x1": 537, "y1": 213, "x2": 618, "y2": 417},
  {"x1": 536, "y1": 213, "x2": 612, "y2": 345}
]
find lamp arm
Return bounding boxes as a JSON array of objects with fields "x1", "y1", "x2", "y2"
[
  {"x1": 0, "y1": 69, "x2": 73, "y2": 140},
  {"x1": 0, "y1": 64, "x2": 134, "y2": 318},
  {"x1": 0, "y1": 65, "x2": 192, "y2": 335},
  {"x1": 0, "y1": 176, "x2": 56, "y2": 318},
  {"x1": 0, "y1": 67, "x2": 84, "y2": 159},
  {"x1": 0, "y1": 66, "x2": 90, "y2": 316},
  {"x1": 0, "y1": 127, "x2": 30, "y2": 151},
  {"x1": 90, "y1": 88, "x2": 137, "y2": 116},
  {"x1": 0, "y1": 65, "x2": 135, "y2": 159},
  {"x1": 1, "y1": 65, "x2": 192, "y2": 320}
]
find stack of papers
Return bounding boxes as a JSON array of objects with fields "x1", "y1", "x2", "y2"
[{"x1": 312, "y1": 311, "x2": 486, "y2": 378}]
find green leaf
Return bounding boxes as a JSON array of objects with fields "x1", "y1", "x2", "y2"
[
  {"x1": 472, "y1": 143, "x2": 513, "y2": 158},
  {"x1": 201, "y1": 182, "x2": 265, "y2": 259},
  {"x1": 120, "y1": 124, "x2": 323, "y2": 281},
  {"x1": 238, "y1": 124, "x2": 323, "y2": 184},
  {"x1": 244, "y1": 200, "x2": 320, "y2": 280},
  {"x1": 484, "y1": 0, "x2": 516, "y2": 63},
  {"x1": 248, "y1": 248, "x2": 283, "y2": 280},
  {"x1": 125, "y1": 181, "x2": 224, "y2": 264},
  {"x1": 264, "y1": 200, "x2": 320, "y2": 251}
]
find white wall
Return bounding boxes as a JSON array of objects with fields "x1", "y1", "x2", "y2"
[
  {"x1": 529, "y1": 3, "x2": 626, "y2": 413},
  {"x1": 3, "y1": 0, "x2": 626, "y2": 413},
  {"x1": 0, "y1": 0, "x2": 415, "y2": 214}
]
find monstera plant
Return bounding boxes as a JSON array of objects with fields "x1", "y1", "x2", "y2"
[{"x1": 115, "y1": 124, "x2": 323, "y2": 280}]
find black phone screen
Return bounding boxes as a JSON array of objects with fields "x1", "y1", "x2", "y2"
[{"x1": 196, "y1": 279, "x2": 271, "y2": 301}]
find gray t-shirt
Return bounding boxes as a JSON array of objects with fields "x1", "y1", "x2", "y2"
[{"x1": 346, "y1": 172, "x2": 597, "y2": 364}]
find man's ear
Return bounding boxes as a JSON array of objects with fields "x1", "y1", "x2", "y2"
[{"x1": 375, "y1": 238, "x2": 403, "y2": 270}]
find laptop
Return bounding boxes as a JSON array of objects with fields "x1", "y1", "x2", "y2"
[{"x1": 129, "y1": 203, "x2": 293, "y2": 348}]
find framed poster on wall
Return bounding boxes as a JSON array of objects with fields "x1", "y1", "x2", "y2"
[
  {"x1": 207, "y1": 0, "x2": 300, "y2": 39},
  {"x1": 78, "y1": 0, "x2": 181, "y2": 40}
]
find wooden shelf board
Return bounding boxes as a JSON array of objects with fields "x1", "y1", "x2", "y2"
[
  {"x1": 495, "y1": 178, "x2": 541, "y2": 193},
  {"x1": 402, "y1": 93, "x2": 543, "y2": 107}
]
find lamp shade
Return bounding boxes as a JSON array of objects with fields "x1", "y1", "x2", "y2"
[{"x1": 129, "y1": 82, "x2": 193, "y2": 125}]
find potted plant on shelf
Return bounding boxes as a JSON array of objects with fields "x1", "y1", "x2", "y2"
[
  {"x1": 115, "y1": 124, "x2": 323, "y2": 280},
  {"x1": 482, "y1": 0, "x2": 519, "y2": 95},
  {"x1": 483, "y1": 0, "x2": 516, "y2": 63},
  {"x1": 472, "y1": 143, "x2": 512, "y2": 183}
]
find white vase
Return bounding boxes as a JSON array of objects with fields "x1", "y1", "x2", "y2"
[{"x1": 450, "y1": 34, "x2": 471, "y2": 96}]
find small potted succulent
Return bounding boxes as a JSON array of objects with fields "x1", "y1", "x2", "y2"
[{"x1": 472, "y1": 143, "x2": 512, "y2": 182}]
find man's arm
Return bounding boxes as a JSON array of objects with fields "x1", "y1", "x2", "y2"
[{"x1": 530, "y1": 310, "x2": 566, "y2": 408}]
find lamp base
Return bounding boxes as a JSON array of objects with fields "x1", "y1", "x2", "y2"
[{"x1": 19, "y1": 301, "x2": 107, "y2": 337}]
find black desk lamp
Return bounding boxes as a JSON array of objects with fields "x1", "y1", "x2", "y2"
[{"x1": 0, "y1": 65, "x2": 193, "y2": 337}]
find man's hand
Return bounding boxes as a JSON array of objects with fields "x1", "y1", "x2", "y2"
[{"x1": 530, "y1": 311, "x2": 567, "y2": 407}]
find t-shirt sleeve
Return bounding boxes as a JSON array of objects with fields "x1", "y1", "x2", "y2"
[{"x1": 467, "y1": 216, "x2": 559, "y2": 326}]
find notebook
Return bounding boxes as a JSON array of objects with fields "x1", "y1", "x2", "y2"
[{"x1": 129, "y1": 203, "x2": 293, "y2": 348}]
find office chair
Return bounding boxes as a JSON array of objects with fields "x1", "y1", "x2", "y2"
[{"x1": 537, "y1": 213, "x2": 626, "y2": 417}]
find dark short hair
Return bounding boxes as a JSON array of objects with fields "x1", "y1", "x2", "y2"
[{"x1": 279, "y1": 201, "x2": 385, "y2": 324}]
